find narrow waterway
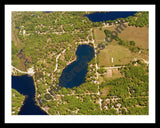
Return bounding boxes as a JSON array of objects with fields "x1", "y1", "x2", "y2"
[{"x1": 12, "y1": 75, "x2": 48, "y2": 115}]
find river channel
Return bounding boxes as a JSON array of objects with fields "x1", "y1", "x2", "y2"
[{"x1": 12, "y1": 75, "x2": 47, "y2": 115}]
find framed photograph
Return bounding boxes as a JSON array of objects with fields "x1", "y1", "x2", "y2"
[{"x1": 5, "y1": 4, "x2": 156, "y2": 124}]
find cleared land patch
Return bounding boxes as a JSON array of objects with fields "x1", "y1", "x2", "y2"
[
  {"x1": 94, "y1": 24, "x2": 149, "y2": 68},
  {"x1": 97, "y1": 44, "x2": 134, "y2": 67},
  {"x1": 100, "y1": 85, "x2": 113, "y2": 98},
  {"x1": 102, "y1": 24, "x2": 148, "y2": 49},
  {"x1": 94, "y1": 24, "x2": 148, "y2": 49},
  {"x1": 119, "y1": 26, "x2": 148, "y2": 49},
  {"x1": 98, "y1": 67, "x2": 124, "y2": 83},
  {"x1": 94, "y1": 27, "x2": 106, "y2": 44}
]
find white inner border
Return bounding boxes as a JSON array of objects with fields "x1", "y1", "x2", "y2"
[{"x1": 5, "y1": 5, "x2": 155, "y2": 123}]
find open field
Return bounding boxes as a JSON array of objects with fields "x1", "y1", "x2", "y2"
[
  {"x1": 95, "y1": 24, "x2": 149, "y2": 67},
  {"x1": 94, "y1": 27, "x2": 106, "y2": 44},
  {"x1": 97, "y1": 42, "x2": 149, "y2": 67},
  {"x1": 100, "y1": 85, "x2": 113, "y2": 98},
  {"x1": 99, "y1": 68, "x2": 124, "y2": 83},
  {"x1": 97, "y1": 43, "x2": 134, "y2": 67},
  {"x1": 94, "y1": 23, "x2": 149, "y2": 49},
  {"x1": 119, "y1": 26, "x2": 148, "y2": 49},
  {"x1": 12, "y1": 12, "x2": 25, "y2": 48},
  {"x1": 105, "y1": 68, "x2": 123, "y2": 80}
]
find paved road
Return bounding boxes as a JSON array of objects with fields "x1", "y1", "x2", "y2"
[
  {"x1": 11, "y1": 65, "x2": 35, "y2": 75},
  {"x1": 11, "y1": 65, "x2": 28, "y2": 74},
  {"x1": 102, "y1": 66, "x2": 125, "y2": 69}
]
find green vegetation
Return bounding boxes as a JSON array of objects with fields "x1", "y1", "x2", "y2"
[
  {"x1": 118, "y1": 40, "x2": 140, "y2": 53},
  {"x1": 97, "y1": 44, "x2": 133, "y2": 67},
  {"x1": 97, "y1": 67, "x2": 106, "y2": 74},
  {"x1": 44, "y1": 93, "x2": 52, "y2": 100},
  {"x1": 100, "y1": 62, "x2": 148, "y2": 115},
  {"x1": 36, "y1": 60, "x2": 148, "y2": 115},
  {"x1": 12, "y1": 89, "x2": 25, "y2": 115},
  {"x1": 103, "y1": 29, "x2": 142, "y2": 53},
  {"x1": 12, "y1": 11, "x2": 93, "y2": 70},
  {"x1": 127, "y1": 12, "x2": 149, "y2": 27},
  {"x1": 105, "y1": 12, "x2": 149, "y2": 28},
  {"x1": 74, "y1": 82, "x2": 98, "y2": 94},
  {"x1": 47, "y1": 95, "x2": 101, "y2": 115},
  {"x1": 12, "y1": 11, "x2": 149, "y2": 115},
  {"x1": 12, "y1": 41, "x2": 20, "y2": 67}
]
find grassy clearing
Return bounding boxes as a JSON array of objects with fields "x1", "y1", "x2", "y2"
[
  {"x1": 94, "y1": 24, "x2": 149, "y2": 68},
  {"x1": 94, "y1": 27, "x2": 106, "y2": 44},
  {"x1": 100, "y1": 85, "x2": 113, "y2": 98},
  {"x1": 94, "y1": 24, "x2": 148, "y2": 49},
  {"x1": 97, "y1": 43, "x2": 134, "y2": 67},
  {"x1": 12, "y1": 12, "x2": 25, "y2": 48},
  {"x1": 117, "y1": 25, "x2": 148, "y2": 49},
  {"x1": 104, "y1": 68, "x2": 124, "y2": 80},
  {"x1": 99, "y1": 68, "x2": 124, "y2": 83}
]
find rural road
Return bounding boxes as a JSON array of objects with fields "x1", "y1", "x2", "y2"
[{"x1": 54, "y1": 49, "x2": 66, "y2": 72}]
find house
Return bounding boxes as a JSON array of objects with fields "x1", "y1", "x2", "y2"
[{"x1": 116, "y1": 103, "x2": 121, "y2": 108}]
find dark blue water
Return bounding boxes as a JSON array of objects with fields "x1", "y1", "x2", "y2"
[
  {"x1": 59, "y1": 44, "x2": 95, "y2": 88},
  {"x1": 84, "y1": 11, "x2": 137, "y2": 22},
  {"x1": 45, "y1": 11, "x2": 52, "y2": 13},
  {"x1": 12, "y1": 75, "x2": 48, "y2": 115}
]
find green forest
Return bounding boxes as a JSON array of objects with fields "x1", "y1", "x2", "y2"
[
  {"x1": 36, "y1": 60, "x2": 148, "y2": 115},
  {"x1": 12, "y1": 11, "x2": 149, "y2": 115},
  {"x1": 12, "y1": 89, "x2": 25, "y2": 115},
  {"x1": 100, "y1": 61, "x2": 148, "y2": 115}
]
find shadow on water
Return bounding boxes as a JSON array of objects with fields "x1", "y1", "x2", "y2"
[
  {"x1": 59, "y1": 44, "x2": 95, "y2": 88},
  {"x1": 12, "y1": 75, "x2": 47, "y2": 115}
]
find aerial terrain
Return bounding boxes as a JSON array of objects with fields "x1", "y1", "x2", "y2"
[{"x1": 11, "y1": 11, "x2": 149, "y2": 115}]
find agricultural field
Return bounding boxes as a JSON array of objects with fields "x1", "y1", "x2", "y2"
[
  {"x1": 97, "y1": 42, "x2": 134, "y2": 67},
  {"x1": 103, "y1": 24, "x2": 149, "y2": 49},
  {"x1": 95, "y1": 22, "x2": 149, "y2": 68}
]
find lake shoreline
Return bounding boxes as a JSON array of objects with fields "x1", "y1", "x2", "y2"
[
  {"x1": 84, "y1": 11, "x2": 137, "y2": 23},
  {"x1": 33, "y1": 75, "x2": 50, "y2": 115},
  {"x1": 12, "y1": 74, "x2": 49, "y2": 115}
]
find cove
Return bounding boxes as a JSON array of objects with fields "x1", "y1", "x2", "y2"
[
  {"x1": 59, "y1": 44, "x2": 95, "y2": 88},
  {"x1": 12, "y1": 75, "x2": 48, "y2": 115},
  {"x1": 84, "y1": 11, "x2": 137, "y2": 22}
]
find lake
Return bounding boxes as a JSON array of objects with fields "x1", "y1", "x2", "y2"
[
  {"x1": 59, "y1": 44, "x2": 95, "y2": 88},
  {"x1": 84, "y1": 11, "x2": 137, "y2": 22},
  {"x1": 12, "y1": 75, "x2": 48, "y2": 115}
]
